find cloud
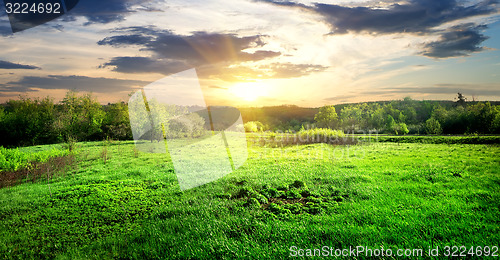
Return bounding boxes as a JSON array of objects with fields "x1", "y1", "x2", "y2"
[
  {"x1": 198, "y1": 62, "x2": 328, "y2": 81},
  {"x1": 257, "y1": 0, "x2": 497, "y2": 58},
  {"x1": 420, "y1": 24, "x2": 490, "y2": 58},
  {"x1": 324, "y1": 94, "x2": 360, "y2": 102},
  {"x1": 208, "y1": 85, "x2": 227, "y2": 89},
  {"x1": 0, "y1": 85, "x2": 38, "y2": 93},
  {"x1": 101, "y1": 54, "x2": 327, "y2": 81},
  {"x1": 258, "y1": 0, "x2": 498, "y2": 35},
  {"x1": 100, "y1": 56, "x2": 190, "y2": 74},
  {"x1": 265, "y1": 63, "x2": 327, "y2": 78},
  {"x1": 323, "y1": 82, "x2": 500, "y2": 103},
  {"x1": 6, "y1": 75, "x2": 149, "y2": 93},
  {"x1": 98, "y1": 28, "x2": 280, "y2": 66},
  {"x1": 67, "y1": 0, "x2": 151, "y2": 24},
  {"x1": 0, "y1": 60, "x2": 40, "y2": 70},
  {"x1": 364, "y1": 83, "x2": 500, "y2": 96},
  {"x1": 0, "y1": 25, "x2": 12, "y2": 36},
  {"x1": 98, "y1": 27, "x2": 295, "y2": 79}
]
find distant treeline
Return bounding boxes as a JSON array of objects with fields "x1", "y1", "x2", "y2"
[
  {"x1": 241, "y1": 95, "x2": 500, "y2": 135},
  {"x1": 0, "y1": 92, "x2": 499, "y2": 147}
]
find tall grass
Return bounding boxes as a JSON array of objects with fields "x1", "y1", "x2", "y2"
[
  {"x1": 0, "y1": 147, "x2": 68, "y2": 172},
  {"x1": 0, "y1": 146, "x2": 74, "y2": 188}
]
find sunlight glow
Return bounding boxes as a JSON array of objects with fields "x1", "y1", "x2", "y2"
[{"x1": 230, "y1": 82, "x2": 268, "y2": 102}]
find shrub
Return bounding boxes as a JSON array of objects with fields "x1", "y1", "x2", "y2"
[{"x1": 244, "y1": 121, "x2": 265, "y2": 132}]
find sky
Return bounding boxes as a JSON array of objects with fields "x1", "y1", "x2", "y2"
[{"x1": 0, "y1": 0, "x2": 499, "y2": 107}]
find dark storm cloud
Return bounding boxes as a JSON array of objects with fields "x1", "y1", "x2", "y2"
[
  {"x1": 258, "y1": 0, "x2": 498, "y2": 34},
  {"x1": 7, "y1": 75, "x2": 149, "y2": 93},
  {"x1": 421, "y1": 24, "x2": 489, "y2": 58},
  {"x1": 0, "y1": 60, "x2": 40, "y2": 70}
]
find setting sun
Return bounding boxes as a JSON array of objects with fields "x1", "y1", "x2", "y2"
[{"x1": 230, "y1": 82, "x2": 267, "y2": 102}]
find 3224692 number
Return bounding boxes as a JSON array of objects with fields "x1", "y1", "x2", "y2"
[
  {"x1": 5, "y1": 2, "x2": 61, "y2": 14},
  {"x1": 443, "y1": 246, "x2": 498, "y2": 257}
]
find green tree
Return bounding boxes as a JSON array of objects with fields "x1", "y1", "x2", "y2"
[
  {"x1": 0, "y1": 96, "x2": 56, "y2": 146},
  {"x1": 397, "y1": 123, "x2": 409, "y2": 135},
  {"x1": 314, "y1": 106, "x2": 339, "y2": 129},
  {"x1": 385, "y1": 115, "x2": 396, "y2": 134},
  {"x1": 370, "y1": 108, "x2": 385, "y2": 130},
  {"x1": 491, "y1": 106, "x2": 500, "y2": 134},
  {"x1": 57, "y1": 91, "x2": 105, "y2": 141},
  {"x1": 339, "y1": 106, "x2": 363, "y2": 131},
  {"x1": 425, "y1": 118, "x2": 442, "y2": 135},
  {"x1": 102, "y1": 102, "x2": 131, "y2": 140}
]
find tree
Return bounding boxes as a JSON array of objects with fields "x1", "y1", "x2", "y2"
[
  {"x1": 370, "y1": 108, "x2": 385, "y2": 130},
  {"x1": 402, "y1": 107, "x2": 417, "y2": 124},
  {"x1": 425, "y1": 118, "x2": 442, "y2": 135},
  {"x1": 456, "y1": 92, "x2": 467, "y2": 107},
  {"x1": 385, "y1": 115, "x2": 396, "y2": 134},
  {"x1": 397, "y1": 123, "x2": 409, "y2": 135},
  {"x1": 491, "y1": 107, "x2": 500, "y2": 134},
  {"x1": 0, "y1": 96, "x2": 56, "y2": 146},
  {"x1": 57, "y1": 91, "x2": 105, "y2": 141},
  {"x1": 339, "y1": 106, "x2": 363, "y2": 131},
  {"x1": 314, "y1": 106, "x2": 338, "y2": 129},
  {"x1": 102, "y1": 102, "x2": 132, "y2": 140}
]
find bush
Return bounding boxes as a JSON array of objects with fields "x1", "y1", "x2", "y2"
[{"x1": 244, "y1": 121, "x2": 265, "y2": 132}]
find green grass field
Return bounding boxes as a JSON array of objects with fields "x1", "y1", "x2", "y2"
[{"x1": 0, "y1": 138, "x2": 499, "y2": 259}]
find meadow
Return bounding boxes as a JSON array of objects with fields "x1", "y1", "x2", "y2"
[{"x1": 0, "y1": 136, "x2": 499, "y2": 259}]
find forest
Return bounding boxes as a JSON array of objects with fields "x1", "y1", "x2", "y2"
[{"x1": 0, "y1": 92, "x2": 499, "y2": 147}]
